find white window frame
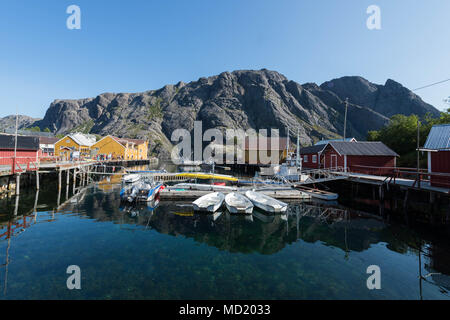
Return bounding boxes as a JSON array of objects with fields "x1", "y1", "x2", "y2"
[{"x1": 312, "y1": 155, "x2": 317, "y2": 163}]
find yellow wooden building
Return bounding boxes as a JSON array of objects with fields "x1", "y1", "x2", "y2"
[
  {"x1": 54, "y1": 133, "x2": 97, "y2": 160},
  {"x1": 91, "y1": 135, "x2": 148, "y2": 160}
]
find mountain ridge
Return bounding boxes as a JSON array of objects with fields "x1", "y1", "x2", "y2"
[{"x1": 1, "y1": 69, "x2": 440, "y2": 157}]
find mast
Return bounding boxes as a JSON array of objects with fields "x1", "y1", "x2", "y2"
[
  {"x1": 296, "y1": 127, "x2": 300, "y2": 167},
  {"x1": 286, "y1": 126, "x2": 289, "y2": 160}
]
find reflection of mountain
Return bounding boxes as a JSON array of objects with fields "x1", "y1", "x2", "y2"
[{"x1": 70, "y1": 189, "x2": 416, "y2": 256}]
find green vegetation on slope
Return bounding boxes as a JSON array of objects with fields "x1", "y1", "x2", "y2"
[{"x1": 367, "y1": 109, "x2": 450, "y2": 168}]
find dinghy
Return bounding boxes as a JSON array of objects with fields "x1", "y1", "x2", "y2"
[
  {"x1": 123, "y1": 173, "x2": 141, "y2": 184},
  {"x1": 245, "y1": 190, "x2": 288, "y2": 213},
  {"x1": 192, "y1": 192, "x2": 225, "y2": 213},
  {"x1": 224, "y1": 192, "x2": 254, "y2": 214}
]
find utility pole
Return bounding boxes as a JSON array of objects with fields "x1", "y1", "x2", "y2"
[
  {"x1": 343, "y1": 98, "x2": 349, "y2": 140},
  {"x1": 417, "y1": 119, "x2": 421, "y2": 188},
  {"x1": 13, "y1": 112, "x2": 18, "y2": 174}
]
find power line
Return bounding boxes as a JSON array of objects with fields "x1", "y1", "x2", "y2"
[{"x1": 413, "y1": 78, "x2": 450, "y2": 91}]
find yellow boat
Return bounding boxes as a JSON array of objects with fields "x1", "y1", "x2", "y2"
[{"x1": 175, "y1": 172, "x2": 238, "y2": 182}]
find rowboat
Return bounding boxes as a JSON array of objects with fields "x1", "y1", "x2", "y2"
[
  {"x1": 245, "y1": 190, "x2": 288, "y2": 213},
  {"x1": 192, "y1": 192, "x2": 225, "y2": 213},
  {"x1": 224, "y1": 192, "x2": 254, "y2": 214}
]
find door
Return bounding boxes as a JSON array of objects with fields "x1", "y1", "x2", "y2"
[{"x1": 331, "y1": 154, "x2": 337, "y2": 170}]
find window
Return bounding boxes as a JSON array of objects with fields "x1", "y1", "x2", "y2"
[
  {"x1": 312, "y1": 155, "x2": 317, "y2": 163},
  {"x1": 66, "y1": 139, "x2": 71, "y2": 143},
  {"x1": 304, "y1": 155, "x2": 308, "y2": 162}
]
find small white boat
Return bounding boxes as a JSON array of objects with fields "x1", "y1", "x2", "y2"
[
  {"x1": 224, "y1": 192, "x2": 254, "y2": 214},
  {"x1": 172, "y1": 183, "x2": 236, "y2": 192},
  {"x1": 125, "y1": 181, "x2": 164, "y2": 203},
  {"x1": 192, "y1": 192, "x2": 225, "y2": 213},
  {"x1": 245, "y1": 190, "x2": 288, "y2": 213},
  {"x1": 123, "y1": 173, "x2": 141, "y2": 184}
]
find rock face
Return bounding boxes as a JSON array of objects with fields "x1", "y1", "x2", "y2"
[
  {"x1": 0, "y1": 115, "x2": 41, "y2": 132},
  {"x1": 32, "y1": 69, "x2": 439, "y2": 157}
]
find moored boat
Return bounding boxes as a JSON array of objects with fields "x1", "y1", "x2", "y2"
[
  {"x1": 245, "y1": 190, "x2": 288, "y2": 213},
  {"x1": 192, "y1": 192, "x2": 225, "y2": 213},
  {"x1": 224, "y1": 192, "x2": 254, "y2": 214},
  {"x1": 123, "y1": 173, "x2": 141, "y2": 184}
]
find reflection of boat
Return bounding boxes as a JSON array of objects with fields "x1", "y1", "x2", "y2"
[
  {"x1": 252, "y1": 209, "x2": 275, "y2": 223},
  {"x1": 225, "y1": 193, "x2": 253, "y2": 214},
  {"x1": 192, "y1": 192, "x2": 225, "y2": 213},
  {"x1": 245, "y1": 190, "x2": 288, "y2": 213},
  {"x1": 123, "y1": 174, "x2": 141, "y2": 184},
  {"x1": 172, "y1": 183, "x2": 235, "y2": 192}
]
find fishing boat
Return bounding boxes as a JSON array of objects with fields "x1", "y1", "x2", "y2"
[
  {"x1": 122, "y1": 173, "x2": 141, "y2": 184},
  {"x1": 245, "y1": 190, "x2": 288, "y2": 213},
  {"x1": 121, "y1": 180, "x2": 164, "y2": 203},
  {"x1": 172, "y1": 183, "x2": 236, "y2": 192},
  {"x1": 192, "y1": 192, "x2": 225, "y2": 213},
  {"x1": 224, "y1": 192, "x2": 254, "y2": 214}
]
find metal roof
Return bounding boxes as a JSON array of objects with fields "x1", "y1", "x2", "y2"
[
  {"x1": 299, "y1": 144, "x2": 327, "y2": 155},
  {"x1": 328, "y1": 141, "x2": 399, "y2": 157},
  {"x1": 0, "y1": 134, "x2": 40, "y2": 150},
  {"x1": 424, "y1": 124, "x2": 450, "y2": 151},
  {"x1": 315, "y1": 137, "x2": 357, "y2": 145},
  {"x1": 66, "y1": 133, "x2": 97, "y2": 147}
]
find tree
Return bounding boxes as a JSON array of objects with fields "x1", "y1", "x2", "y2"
[
  {"x1": 367, "y1": 110, "x2": 450, "y2": 168},
  {"x1": 44, "y1": 128, "x2": 51, "y2": 133}
]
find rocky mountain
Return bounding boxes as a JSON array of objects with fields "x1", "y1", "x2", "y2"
[
  {"x1": 0, "y1": 115, "x2": 41, "y2": 132},
  {"x1": 31, "y1": 69, "x2": 439, "y2": 157}
]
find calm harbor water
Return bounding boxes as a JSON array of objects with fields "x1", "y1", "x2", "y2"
[{"x1": 0, "y1": 169, "x2": 449, "y2": 299}]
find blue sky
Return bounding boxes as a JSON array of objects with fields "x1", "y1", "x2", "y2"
[{"x1": 1, "y1": 0, "x2": 449, "y2": 118}]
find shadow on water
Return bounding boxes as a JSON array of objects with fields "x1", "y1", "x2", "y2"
[{"x1": 0, "y1": 167, "x2": 449, "y2": 299}]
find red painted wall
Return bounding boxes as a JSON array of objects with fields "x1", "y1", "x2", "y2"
[
  {"x1": 301, "y1": 153, "x2": 321, "y2": 169},
  {"x1": 430, "y1": 151, "x2": 450, "y2": 188},
  {"x1": 0, "y1": 149, "x2": 39, "y2": 169},
  {"x1": 322, "y1": 145, "x2": 396, "y2": 174},
  {"x1": 348, "y1": 156, "x2": 396, "y2": 175}
]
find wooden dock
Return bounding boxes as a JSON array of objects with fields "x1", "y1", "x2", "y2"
[{"x1": 160, "y1": 188, "x2": 311, "y2": 200}]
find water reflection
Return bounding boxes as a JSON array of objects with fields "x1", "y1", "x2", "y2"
[{"x1": 0, "y1": 176, "x2": 449, "y2": 299}]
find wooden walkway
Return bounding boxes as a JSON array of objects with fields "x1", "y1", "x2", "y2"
[{"x1": 160, "y1": 188, "x2": 311, "y2": 200}]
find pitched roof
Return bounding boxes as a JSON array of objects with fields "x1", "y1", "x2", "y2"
[
  {"x1": 424, "y1": 124, "x2": 450, "y2": 151},
  {"x1": 299, "y1": 144, "x2": 327, "y2": 155},
  {"x1": 38, "y1": 136, "x2": 59, "y2": 145},
  {"x1": 67, "y1": 133, "x2": 97, "y2": 146},
  {"x1": 328, "y1": 141, "x2": 399, "y2": 157},
  {"x1": 111, "y1": 136, "x2": 146, "y2": 146},
  {"x1": 244, "y1": 137, "x2": 288, "y2": 151},
  {"x1": 315, "y1": 137, "x2": 357, "y2": 145}
]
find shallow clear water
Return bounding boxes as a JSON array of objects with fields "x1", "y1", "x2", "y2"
[{"x1": 0, "y1": 179, "x2": 449, "y2": 300}]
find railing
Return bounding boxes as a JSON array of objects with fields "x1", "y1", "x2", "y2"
[{"x1": 347, "y1": 165, "x2": 450, "y2": 189}]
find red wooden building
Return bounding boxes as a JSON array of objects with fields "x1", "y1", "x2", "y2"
[
  {"x1": 423, "y1": 124, "x2": 450, "y2": 188},
  {"x1": 0, "y1": 134, "x2": 40, "y2": 172},
  {"x1": 321, "y1": 141, "x2": 398, "y2": 174},
  {"x1": 300, "y1": 144, "x2": 327, "y2": 169}
]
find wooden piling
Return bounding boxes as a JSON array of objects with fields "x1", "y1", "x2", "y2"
[
  {"x1": 36, "y1": 171, "x2": 40, "y2": 190},
  {"x1": 15, "y1": 174, "x2": 20, "y2": 196}
]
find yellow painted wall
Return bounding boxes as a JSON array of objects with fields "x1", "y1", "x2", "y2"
[
  {"x1": 55, "y1": 136, "x2": 91, "y2": 159},
  {"x1": 91, "y1": 136, "x2": 126, "y2": 159},
  {"x1": 91, "y1": 136, "x2": 148, "y2": 160}
]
